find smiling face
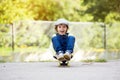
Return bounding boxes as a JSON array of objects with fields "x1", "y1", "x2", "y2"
[{"x1": 56, "y1": 24, "x2": 68, "y2": 35}]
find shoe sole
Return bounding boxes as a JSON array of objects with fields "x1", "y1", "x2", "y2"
[
  {"x1": 58, "y1": 57, "x2": 65, "y2": 61},
  {"x1": 53, "y1": 55, "x2": 65, "y2": 61},
  {"x1": 64, "y1": 55, "x2": 70, "y2": 61}
]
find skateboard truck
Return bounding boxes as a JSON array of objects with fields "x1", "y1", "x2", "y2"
[{"x1": 59, "y1": 60, "x2": 69, "y2": 66}]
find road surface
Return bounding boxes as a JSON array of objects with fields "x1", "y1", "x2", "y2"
[{"x1": 0, "y1": 60, "x2": 120, "y2": 80}]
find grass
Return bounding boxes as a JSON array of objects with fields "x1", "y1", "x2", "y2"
[
  {"x1": 0, "y1": 60, "x2": 6, "y2": 63},
  {"x1": 0, "y1": 47, "x2": 47, "y2": 56},
  {"x1": 94, "y1": 58, "x2": 107, "y2": 62},
  {"x1": 81, "y1": 58, "x2": 107, "y2": 63},
  {"x1": 0, "y1": 47, "x2": 48, "y2": 63},
  {"x1": 0, "y1": 47, "x2": 12, "y2": 56}
]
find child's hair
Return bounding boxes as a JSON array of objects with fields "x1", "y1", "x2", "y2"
[{"x1": 54, "y1": 18, "x2": 69, "y2": 31}]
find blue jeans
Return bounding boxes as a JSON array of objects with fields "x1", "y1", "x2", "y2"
[{"x1": 52, "y1": 34, "x2": 75, "y2": 55}]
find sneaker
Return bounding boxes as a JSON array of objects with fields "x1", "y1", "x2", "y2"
[
  {"x1": 64, "y1": 52, "x2": 72, "y2": 61},
  {"x1": 57, "y1": 53, "x2": 65, "y2": 61}
]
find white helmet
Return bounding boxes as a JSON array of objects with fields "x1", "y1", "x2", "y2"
[{"x1": 54, "y1": 18, "x2": 69, "y2": 26}]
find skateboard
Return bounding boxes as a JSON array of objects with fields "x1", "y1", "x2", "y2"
[
  {"x1": 53, "y1": 56, "x2": 69, "y2": 66},
  {"x1": 59, "y1": 60, "x2": 69, "y2": 66}
]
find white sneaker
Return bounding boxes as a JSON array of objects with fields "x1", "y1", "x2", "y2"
[
  {"x1": 57, "y1": 53, "x2": 65, "y2": 61},
  {"x1": 64, "y1": 52, "x2": 72, "y2": 61}
]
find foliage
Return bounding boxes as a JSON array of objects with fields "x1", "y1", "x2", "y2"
[
  {"x1": 82, "y1": 0, "x2": 120, "y2": 22},
  {"x1": 0, "y1": 0, "x2": 120, "y2": 23},
  {"x1": 81, "y1": 58, "x2": 107, "y2": 62},
  {"x1": 27, "y1": 0, "x2": 83, "y2": 21},
  {"x1": 107, "y1": 23, "x2": 120, "y2": 49},
  {"x1": 14, "y1": 21, "x2": 50, "y2": 48},
  {"x1": 0, "y1": 0, "x2": 33, "y2": 24},
  {"x1": 0, "y1": 25, "x2": 10, "y2": 47}
]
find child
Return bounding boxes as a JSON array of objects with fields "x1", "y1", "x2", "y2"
[{"x1": 52, "y1": 18, "x2": 75, "y2": 61}]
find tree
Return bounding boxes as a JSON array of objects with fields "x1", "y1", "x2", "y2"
[
  {"x1": 0, "y1": 0, "x2": 120, "y2": 23},
  {"x1": 0, "y1": 0, "x2": 33, "y2": 24},
  {"x1": 82, "y1": 0, "x2": 120, "y2": 22},
  {"x1": 28, "y1": 0, "x2": 83, "y2": 21}
]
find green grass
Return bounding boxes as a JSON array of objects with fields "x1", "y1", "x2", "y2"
[
  {"x1": 94, "y1": 58, "x2": 107, "y2": 62},
  {"x1": 0, "y1": 47, "x2": 47, "y2": 56},
  {"x1": 0, "y1": 47, "x2": 47, "y2": 63},
  {"x1": 81, "y1": 58, "x2": 107, "y2": 62},
  {"x1": 0, "y1": 47, "x2": 12, "y2": 56},
  {"x1": 0, "y1": 60, "x2": 6, "y2": 63}
]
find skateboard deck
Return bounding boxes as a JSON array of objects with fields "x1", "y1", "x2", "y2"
[{"x1": 53, "y1": 56, "x2": 69, "y2": 66}]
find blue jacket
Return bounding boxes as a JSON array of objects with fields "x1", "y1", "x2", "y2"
[{"x1": 52, "y1": 33, "x2": 75, "y2": 54}]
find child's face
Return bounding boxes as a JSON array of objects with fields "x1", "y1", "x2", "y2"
[{"x1": 56, "y1": 24, "x2": 68, "y2": 35}]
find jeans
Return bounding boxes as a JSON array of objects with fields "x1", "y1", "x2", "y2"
[{"x1": 52, "y1": 34, "x2": 75, "y2": 55}]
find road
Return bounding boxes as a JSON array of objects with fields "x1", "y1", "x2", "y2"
[{"x1": 0, "y1": 60, "x2": 120, "y2": 80}]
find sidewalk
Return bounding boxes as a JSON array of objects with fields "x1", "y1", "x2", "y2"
[{"x1": 0, "y1": 60, "x2": 120, "y2": 80}]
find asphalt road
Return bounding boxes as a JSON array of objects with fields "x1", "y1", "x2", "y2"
[{"x1": 0, "y1": 60, "x2": 120, "y2": 80}]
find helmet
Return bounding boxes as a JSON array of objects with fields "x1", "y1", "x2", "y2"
[{"x1": 54, "y1": 18, "x2": 69, "y2": 26}]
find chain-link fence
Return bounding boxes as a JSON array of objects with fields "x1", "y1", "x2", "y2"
[{"x1": 0, "y1": 21, "x2": 120, "y2": 62}]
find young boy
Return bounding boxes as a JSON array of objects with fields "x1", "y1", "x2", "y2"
[{"x1": 52, "y1": 18, "x2": 75, "y2": 61}]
